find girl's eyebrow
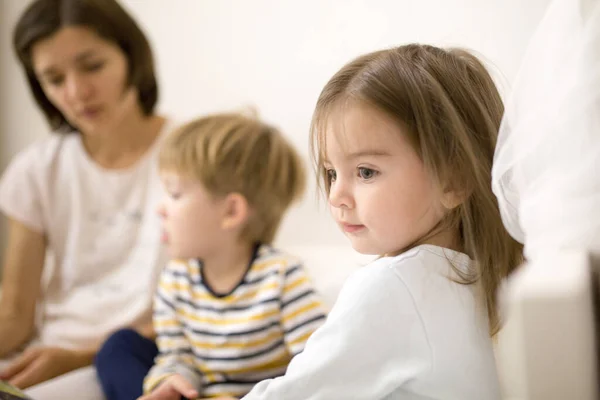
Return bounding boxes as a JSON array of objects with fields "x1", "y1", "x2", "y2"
[
  {"x1": 348, "y1": 149, "x2": 392, "y2": 159},
  {"x1": 322, "y1": 149, "x2": 391, "y2": 164}
]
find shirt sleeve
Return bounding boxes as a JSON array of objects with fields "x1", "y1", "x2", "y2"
[
  {"x1": 144, "y1": 261, "x2": 204, "y2": 394},
  {"x1": 242, "y1": 261, "x2": 432, "y2": 400},
  {"x1": 0, "y1": 147, "x2": 45, "y2": 232},
  {"x1": 279, "y1": 262, "x2": 328, "y2": 356}
]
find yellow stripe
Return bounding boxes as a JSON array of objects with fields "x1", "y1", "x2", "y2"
[
  {"x1": 203, "y1": 372, "x2": 221, "y2": 384},
  {"x1": 288, "y1": 328, "x2": 317, "y2": 348},
  {"x1": 197, "y1": 350, "x2": 292, "y2": 376},
  {"x1": 282, "y1": 300, "x2": 323, "y2": 324},
  {"x1": 251, "y1": 257, "x2": 290, "y2": 273},
  {"x1": 170, "y1": 259, "x2": 191, "y2": 267},
  {"x1": 154, "y1": 319, "x2": 179, "y2": 329},
  {"x1": 143, "y1": 373, "x2": 174, "y2": 393},
  {"x1": 284, "y1": 275, "x2": 309, "y2": 293},
  {"x1": 155, "y1": 353, "x2": 196, "y2": 366},
  {"x1": 205, "y1": 391, "x2": 246, "y2": 398},
  {"x1": 158, "y1": 329, "x2": 283, "y2": 351},
  {"x1": 155, "y1": 337, "x2": 192, "y2": 352},
  {"x1": 177, "y1": 306, "x2": 280, "y2": 326}
]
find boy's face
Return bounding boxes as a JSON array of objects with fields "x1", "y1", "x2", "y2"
[{"x1": 158, "y1": 171, "x2": 229, "y2": 259}]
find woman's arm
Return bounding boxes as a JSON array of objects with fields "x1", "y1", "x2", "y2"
[
  {"x1": 0, "y1": 217, "x2": 46, "y2": 357},
  {"x1": 0, "y1": 219, "x2": 104, "y2": 389}
]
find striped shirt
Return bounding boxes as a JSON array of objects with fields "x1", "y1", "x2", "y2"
[{"x1": 144, "y1": 245, "x2": 328, "y2": 398}]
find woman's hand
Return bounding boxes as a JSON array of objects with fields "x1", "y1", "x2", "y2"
[
  {"x1": 0, "y1": 347, "x2": 95, "y2": 389},
  {"x1": 0, "y1": 312, "x2": 33, "y2": 358}
]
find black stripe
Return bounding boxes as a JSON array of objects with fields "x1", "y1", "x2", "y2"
[
  {"x1": 169, "y1": 270, "x2": 201, "y2": 285},
  {"x1": 158, "y1": 348, "x2": 193, "y2": 357},
  {"x1": 191, "y1": 339, "x2": 286, "y2": 362},
  {"x1": 155, "y1": 290, "x2": 176, "y2": 310},
  {"x1": 170, "y1": 266, "x2": 287, "y2": 291},
  {"x1": 284, "y1": 265, "x2": 301, "y2": 277},
  {"x1": 155, "y1": 331, "x2": 185, "y2": 339},
  {"x1": 173, "y1": 294, "x2": 281, "y2": 313},
  {"x1": 284, "y1": 314, "x2": 326, "y2": 336},
  {"x1": 281, "y1": 289, "x2": 316, "y2": 309},
  {"x1": 242, "y1": 269, "x2": 280, "y2": 286}
]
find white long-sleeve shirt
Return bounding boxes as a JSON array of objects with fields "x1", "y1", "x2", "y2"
[{"x1": 242, "y1": 245, "x2": 501, "y2": 400}]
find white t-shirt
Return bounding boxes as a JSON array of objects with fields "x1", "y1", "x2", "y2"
[
  {"x1": 242, "y1": 245, "x2": 501, "y2": 400},
  {"x1": 0, "y1": 122, "x2": 174, "y2": 350}
]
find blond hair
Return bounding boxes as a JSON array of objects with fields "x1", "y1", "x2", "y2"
[
  {"x1": 310, "y1": 44, "x2": 523, "y2": 335},
  {"x1": 160, "y1": 113, "x2": 305, "y2": 244}
]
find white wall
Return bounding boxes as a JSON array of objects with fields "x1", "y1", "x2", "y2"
[
  {"x1": 1, "y1": 0, "x2": 51, "y2": 264},
  {"x1": 0, "y1": 0, "x2": 552, "y2": 259}
]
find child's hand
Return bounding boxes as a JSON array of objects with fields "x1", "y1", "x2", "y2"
[
  {"x1": 137, "y1": 374, "x2": 199, "y2": 400},
  {"x1": 200, "y1": 398, "x2": 238, "y2": 400}
]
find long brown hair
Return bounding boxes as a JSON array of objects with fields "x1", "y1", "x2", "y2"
[
  {"x1": 310, "y1": 44, "x2": 523, "y2": 335},
  {"x1": 13, "y1": 0, "x2": 158, "y2": 133}
]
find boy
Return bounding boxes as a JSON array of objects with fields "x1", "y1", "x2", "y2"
[{"x1": 140, "y1": 113, "x2": 327, "y2": 400}]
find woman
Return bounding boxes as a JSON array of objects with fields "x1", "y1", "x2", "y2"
[{"x1": 0, "y1": 0, "x2": 170, "y2": 398}]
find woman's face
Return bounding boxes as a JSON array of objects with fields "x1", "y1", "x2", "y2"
[{"x1": 31, "y1": 26, "x2": 139, "y2": 135}]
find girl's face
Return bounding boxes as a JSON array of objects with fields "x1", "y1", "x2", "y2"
[
  {"x1": 324, "y1": 104, "x2": 451, "y2": 255},
  {"x1": 31, "y1": 26, "x2": 139, "y2": 135}
]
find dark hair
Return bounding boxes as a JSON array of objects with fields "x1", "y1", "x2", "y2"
[
  {"x1": 311, "y1": 44, "x2": 523, "y2": 335},
  {"x1": 13, "y1": 0, "x2": 158, "y2": 133}
]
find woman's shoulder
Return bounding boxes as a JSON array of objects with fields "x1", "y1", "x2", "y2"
[{"x1": 7, "y1": 133, "x2": 79, "y2": 170}]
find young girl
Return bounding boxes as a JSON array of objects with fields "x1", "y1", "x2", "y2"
[{"x1": 238, "y1": 44, "x2": 523, "y2": 399}]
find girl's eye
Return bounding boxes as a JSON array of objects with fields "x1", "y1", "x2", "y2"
[
  {"x1": 326, "y1": 169, "x2": 337, "y2": 183},
  {"x1": 358, "y1": 167, "x2": 378, "y2": 180}
]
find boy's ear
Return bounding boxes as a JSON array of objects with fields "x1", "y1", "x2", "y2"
[{"x1": 221, "y1": 193, "x2": 250, "y2": 231}]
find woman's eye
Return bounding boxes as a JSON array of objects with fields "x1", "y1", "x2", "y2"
[
  {"x1": 83, "y1": 62, "x2": 105, "y2": 73},
  {"x1": 46, "y1": 76, "x2": 65, "y2": 86}
]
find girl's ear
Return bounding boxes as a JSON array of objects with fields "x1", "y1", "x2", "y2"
[
  {"x1": 440, "y1": 180, "x2": 471, "y2": 210},
  {"x1": 441, "y1": 190, "x2": 464, "y2": 210}
]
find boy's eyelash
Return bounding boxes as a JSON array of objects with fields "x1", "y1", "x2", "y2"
[
  {"x1": 357, "y1": 167, "x2": 379, "y2": 180},
  {"x1": 325, "y1": 168, "x2": 337, "y2": 182}
]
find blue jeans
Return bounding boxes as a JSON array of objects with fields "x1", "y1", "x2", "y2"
[{"x1": 95, "y1": 329, "x2": 158, "y2": 400}]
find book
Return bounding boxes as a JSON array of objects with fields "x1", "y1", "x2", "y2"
[{"x1": 0, "y1": 381, "x2": 30, "y2": 400}]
